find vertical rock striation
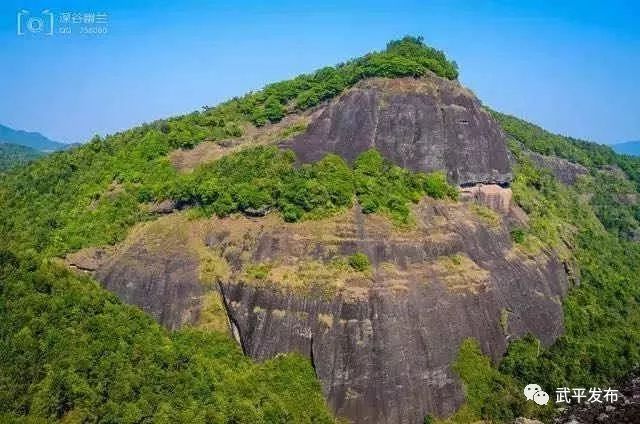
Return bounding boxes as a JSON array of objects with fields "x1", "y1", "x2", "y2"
[
  {"x1": 288, "y1": 76, "x2": 512, "y2": 186},
  {"x1": 218, "y1": 203, "x2": 568, "y2": 422}
]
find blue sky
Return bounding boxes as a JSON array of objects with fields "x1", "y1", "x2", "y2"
[{"x1": 0, "y1": 0, "x2": 638, "y2": 144}]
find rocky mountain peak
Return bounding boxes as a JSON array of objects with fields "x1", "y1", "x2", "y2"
[{"x1": 289, "y1": 76, "x2": 512, "y2": 186}]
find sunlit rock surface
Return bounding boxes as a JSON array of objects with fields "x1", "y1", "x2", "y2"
[
  {"x1": 288, "y1": 76, "x2": 512, "y2": 186},
  {"x1": 67, "y1": 199, "x2": 569, "y2": 423}
]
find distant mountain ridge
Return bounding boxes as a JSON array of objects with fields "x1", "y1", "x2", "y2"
[
  {"x1": 0, "y1": 124, "x2": 67, "y2": 152},
  {"x1": 613, "y1": 140, "x2": 640, "y2": 156}
]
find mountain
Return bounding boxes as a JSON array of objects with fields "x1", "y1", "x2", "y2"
[
  {"x1": 0, "y1": 123, "x2": 67, "y2": 152},
  {"x1": 67, "y1": 76, "x2": 564, "y2": 423},
  {"x1": 0, "y1": 143, "x2": 43, "y2": 172},
  {"x1": 2, "y1": 37, "x2": 640, "y2": 424},
  {"x1": 613, "y1": 140, "x2": 640, "y2": 156}
]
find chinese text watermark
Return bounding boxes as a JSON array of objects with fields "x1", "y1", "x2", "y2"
[
  {"x1": 555, "y1": 387, "x2": 619, "y2": 404},
  {"x1": 524, "y1": 383, "x2": 620, "y2": 406},
  {"x1": 17, "y1": 9, "x2": 109, "y2": 36}
]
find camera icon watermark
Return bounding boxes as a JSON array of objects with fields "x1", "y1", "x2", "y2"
[
  {"x1": 16, "y1": 9, "x2": 109, "y2": 37},
  {"x1": 17, "y1": 9, "x2": 54, "y2": 36}
]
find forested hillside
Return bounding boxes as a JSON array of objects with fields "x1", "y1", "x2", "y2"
[
  {"x1": 0, "y1": 36, "x2": 458, "y2": 258},
  {"x1": 450, "y1": 112, "x2": 640, "y2": 422},
  {"x1": 0, "y1": 143, "x2": 43, "y2": 172}
]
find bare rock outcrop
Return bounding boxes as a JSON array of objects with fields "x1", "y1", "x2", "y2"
[
  {"x1": 219, "y1": 204, "x2": 567, "y2": 422},
  {"x1": 67, "y1": 201, "x2": 569, "y2": 423},
  {"x1": 460, "y1": 184, "x2": 513, "y2": 213},
  {"x1": 524, "y1": 151, "x2": 589, "y2": 185},
  {"x1": 287, "y1": 77, "x2": 512, "y2": 186},
  {"x1": 515, "y1": 418, "x2": 544, "y2": 424},
  {"x1": 149, "y1": 199, "x2": 177, "y2": 214},
  {"x1": 66, "y1": 219, "x2": 202, "y2": 330}
]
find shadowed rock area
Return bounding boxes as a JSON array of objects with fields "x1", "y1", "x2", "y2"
[
  {"x1": 66, "y1": 221, "x2": 203, "y2": 330},
  {"x1": 524, "y1": 151, "x2": 589, "y2": 185},
  {"x1": 66, "y1": 198, "x2": 569, "y2": 423},
  {"x1": 219, "y1": 203, "x2": 568, "y2": 422},
  {"x1": 287, "y1": 77, "x2": 513, "y2": 186}
]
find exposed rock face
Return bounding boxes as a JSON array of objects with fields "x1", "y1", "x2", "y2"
[
  {"x1": 149, "y1": 199, "x2": 177, "y2": 214},
  {"x1": 66, "y1": 219, "x2": 203, "y2": 330},
  {"x1": 68, "y1": 200, "x2": 569, "y2": 423},
  {"x1": 220, "y1": 204, "x2": 567, "y2": 422},
  {"x1": 460, "y1": 184, "x2": 513, "y2": 213},
  {"x1": 524, "y1": 151, "x2": 589, "y2": 185},
  {"x1": 93, "y1": 246, "x2": 201, "y2": 331},
  {"x1": 515, "y1": 419, "x2": 544, "y2": 424},
  {"x1": 288, "y1": 77, "x2": 513, "y2": 186},
  {"x1": 67, "y1": 246, "x2": 113, "y2": 272}
]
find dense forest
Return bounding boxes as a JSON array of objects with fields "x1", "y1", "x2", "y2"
[{"x1": 2, "y1": 37, "x2": 640, "y2": 423}]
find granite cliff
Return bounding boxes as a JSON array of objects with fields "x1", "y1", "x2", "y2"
[
  {"x1": 288, "y1": 77, "x2": 513, "y2": 186},
  {"x1": 66, "y1": 74, "x2": 571, "y2": 423}
]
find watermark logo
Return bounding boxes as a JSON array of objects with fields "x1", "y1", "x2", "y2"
[
  {"x1": 524, "y1": 384, "x2": 620, "y2": 405},
  {"x1": 524, "y1": 383, "x2": 550, "y2": 405},
  {"x1": 17, "y1": 10, "x2": 54, "y2": 35},
  {"x1": 17, "y1": 9, "x2": 109, "y2": 36},
  {"x1": 555, "y1": 387, "x2": 619, "y2": 404}
]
